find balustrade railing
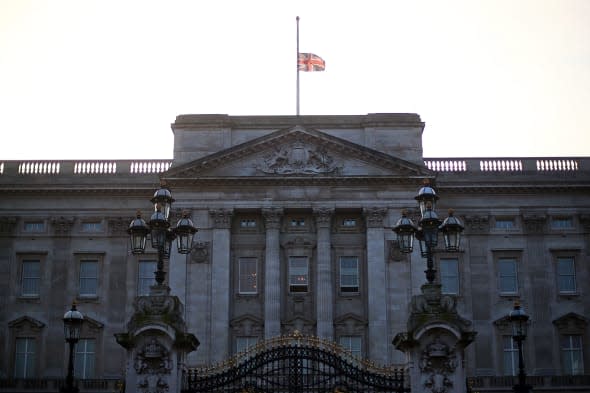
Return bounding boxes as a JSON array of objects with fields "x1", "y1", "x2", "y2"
[
  {"x1": 0, "y1": 378, "x2": 122, "y2": 392},
  {"x1": 424, "y1": 157, "x2": 586, "y2": 173},
  {"x1": 467, "y1": 374, "x2": 590, "y2": 391},
  {"x1": 0, "y1": 160, "x2": 172, "y2": 176},
  {"x1": 0, "y1": 157, "x2": 587, "y2": 177}
]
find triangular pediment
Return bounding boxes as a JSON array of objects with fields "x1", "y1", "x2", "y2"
[{"x1": 164, "y1": 126, "x2": 431, "y2": 183}]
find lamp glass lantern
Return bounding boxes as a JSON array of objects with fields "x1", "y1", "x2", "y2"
[
  {"x1": 149, "y1": 210, "x2": 171, "y2": 249},
  {"x1": 151, "y1": 187, "x2": 174, "y2": 221},
  {"x1": 392, "y1": 211, "x2": 416, "y2": 253},
  {"x1": 127, "y1": 212, "x2": 149, "y2": 254},
  {"x1": 440, "y1": 209, "x2": 464, "y2": 252},
  {"x1": 509, "y1": 302, "x2": 530, "y2": 339},
  {"x1": 419, "y1": 207, "x2": 441, "y2": 248},
  {"x1": 175, "y1": 213, "x2": 198, "y2": 254},
  {"x1": 415, "y1": 184, "x2": 439, "y2": 217},
  {"x1": 63, "y1": 304, "x2": 84, "y2": 343}
]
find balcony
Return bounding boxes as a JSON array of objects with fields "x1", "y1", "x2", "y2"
[
  {"x1": 467, "y1": 375, "x2": 590, "y2": 392},
  {"x1": 0, "y1": 379, "x2": 122, "y2": 392}
]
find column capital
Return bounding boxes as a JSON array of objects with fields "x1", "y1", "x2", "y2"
[
  {"x1": 209, "y1": 209, "x2": 233, "y2": 229},
  {"x1": 363, "y1": 207, "x2": 388, "y2": 228},
  {"x1": 313, "y1": 208, "x2": 334, "y2": 228},
  {"x1": 262, "y1": 208, "x2": 283, "y2": 229}
]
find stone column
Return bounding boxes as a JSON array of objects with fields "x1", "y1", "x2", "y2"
[
  {"x1": 209, "y1": 209, "x2": 232, "y2": 361},
  {"x1": 314, "y1": 208, "x2": 334, "y2": 340},
  {"x1": 364, "y1": 207, "x2": 388, "y2": 363},
  {"x1": 262, "y1": 208, "x2": 282, "y2": 338}
]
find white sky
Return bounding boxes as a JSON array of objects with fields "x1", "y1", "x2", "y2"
[{"x1": 1, "y1": 0, "x2": 589, "y2": 160}]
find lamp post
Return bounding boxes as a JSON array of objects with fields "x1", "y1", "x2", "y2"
[
  {"x1": 393, "y1": 182, "x2": 464, "y2": 284},
  {"x1": 509, "y1": 301, "x2": 532, "y2": 393},
  {"x1": 127, "y1": 185, "x2": 197, "y2": 292},
  {"x1": 62, "y1": 303, "x2": 83, "y2": 393}
]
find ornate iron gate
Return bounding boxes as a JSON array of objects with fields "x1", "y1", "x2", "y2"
[{"x1": 183, "y1": 332, "x2": 410, "y2": 393}]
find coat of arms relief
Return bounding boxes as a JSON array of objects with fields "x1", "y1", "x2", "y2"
[{"x1": 256, "y1": 140, "x2": 341, "y2": 175}]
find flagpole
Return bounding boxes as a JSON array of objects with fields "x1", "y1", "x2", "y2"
[{"x1": 296, "y1": 16, "x2": 300, "y2": 116}]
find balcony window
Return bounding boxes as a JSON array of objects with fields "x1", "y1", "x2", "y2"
[
  {"x1": 138, "y1": 260, "x2": 157, "y2": 295},
  {"x1": 289, "y1": 256, "x2": 308, "y2": 293},
  {"x1": 339, "y1": 256, "x2": 359, "y2": 293},
  {"x1": 502, "y1": 335, "x2": 518, "y2": 376},
  {"x1": 238, "y1": 257, "x2": 257, "y2": 294},
  {"x1": 236, "y1": 336, "x2": 258, "y2": 353},
  {"x1": 339, "y1": 336, "x2": 361, "y2": 358}
]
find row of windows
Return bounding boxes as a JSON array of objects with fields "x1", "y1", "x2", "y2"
[
  {"x1": 18, "y1": 254, "x2": 578, "y2": 299},
  {"x1": 21, "y1": 221, "x2": 104, "y2": 233},
  {"x1": 493, "y1": 216, "x2": 575, "y2": 230},
  {"x1": 12, "y1": 332, "x2": 585, "y2": 379},
  {"x1": 236, "y1": 256, "x2": 578, "y2": 296},
  {"x1": 503, "y1": 335, "x2": 584, "y2": 376},
  {"x1": 19, "y1": 258, "x2": 157, "y2": 298},
  {"x1": 239, "y1": 218, "x2": 359, "y2": 229}
]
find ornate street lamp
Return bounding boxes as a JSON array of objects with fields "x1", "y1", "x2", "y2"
[
  {"x1": 127, "y1": 185, "x2": 197, "y2": 289},
  {"x1": 62, "y1": 303, "x2": 83, "y2": 393},
  {"x1": 392, "y1": 182, "x2": 464, "y2": 284},
  {"x1": 509, "y1": 301, "x2": 532, "y2": 393}
]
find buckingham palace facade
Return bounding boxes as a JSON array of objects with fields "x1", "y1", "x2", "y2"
[{"x1": 0, "y1": 113, "x2": 589, "y2": 392}]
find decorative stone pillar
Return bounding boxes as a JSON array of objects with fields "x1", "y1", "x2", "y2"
[
  {"x1": 393, "y1": 284, "x2": 476, "y2": 393},
  {"x1": 115, "y1": 295, "x2": 199, "y2": 393},
  {"x1": 314, "y1": 207, "x2": 334, "y2": 340},
  {"x1": 262, "y1": 208, "x2": 282, "y2": 338},
  {"x1": 363, "y1": 207, "x2": 389, "y2": 363},
  {"x1": 209, "y1": 209, "x2": 233, "y2": 361}
]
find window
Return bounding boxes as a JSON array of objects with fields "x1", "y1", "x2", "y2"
[
  {"x1": 239, "y1": 219, "x2": 257, "y2": 228},
  {"x1": 339, "y1": 336, "x2": 361, "y2": 358},
  {"x1": 238, "y1": 258, "x2": 257, "y2": 294},
  {"x1": 21, "y1": 260, "x2": 40, "y2": 297},
  {"x1": 342, "y1": 218, "x2": 357, "y2": 227},
  {"x1": 440, "y1": 258, "x2": 459, "y2": 294},
  {"x1": 498, "y1": 258, "x2": 518, "y2": 294},
  {"x1": 236, "y1": 336, "x2": 258, "y2": 353},
  {"x1": 290, "y1": 218, "x2": 306, "y2": 227},
  {"x1": 552, "y1": 217, "x2": 574, "y2": 229},
  {"x1": 561, "y1": 335, "x2": 584, "y2": 375},
  {"x1": 289, "y1": 256, "x2": 308, "y2": 292},
  {"x1": 81, "y1": 221, "x2": 103, "y2": 232},
  {"x1": 502, "y1": 336, "x2": 519, "y2": 376},
  {"x1": 339, "y1": 256, "x2": 359, "y2": 293},
  {"x1": 74, "y1": 339, "x2": 95, "y2": 379},
  {"x1": 79, "y1": 260, "x2": 98, "y2": 297},
  {"x1": 138, "y1": 260, "x2": 157, "y2": 296},
  {"x1": 14, "y1": 338, "x2": 36, "y2": 378},
  {"x1": 23, "y1": 221, "x2": 45, "y2": 233},
  {"x1": 495, "y1": 218, "x2": 515, "y2": 229},
  {"x1": 557, "y1": 257, "x2": 576, "y2": 294}
]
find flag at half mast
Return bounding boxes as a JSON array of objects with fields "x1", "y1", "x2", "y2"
[{"x1": 298, "y1": 53, "x2": 326, "y2": 72}]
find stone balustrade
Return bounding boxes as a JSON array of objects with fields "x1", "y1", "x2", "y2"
[
  {"x1": 424, "y1": 157, "x2": 586, "y2": 173},
  {"x1": 467, "y1": 374, "x2": 590, "y2": 392},
  {"x1": 0, "y1": 378, "x2": 123, "y2": 392},
  {"x1": 0, "y1": 160, "x2": 172, "y2": 176},
  {"x1": 0, "y1": 157, "x2": 587, "y2": 177}
]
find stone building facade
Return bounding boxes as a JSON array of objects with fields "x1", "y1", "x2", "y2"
[{"x1": 0, "y1": 113, "x2": 589, "y2": 391}]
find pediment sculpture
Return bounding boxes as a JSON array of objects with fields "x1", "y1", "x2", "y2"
[{"x1": 256, "y1": 140, "x2": 341, "y2": 175}]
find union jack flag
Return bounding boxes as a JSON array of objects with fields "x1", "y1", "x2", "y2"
[{"x1": 297, "y1": 53, "x2": 325, "y2": 72}]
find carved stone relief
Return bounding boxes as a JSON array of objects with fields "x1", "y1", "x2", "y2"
[
  {"x1": 419, "y1": 336, "x2": 458, "y2": 393},
  {"x1": 189, "y1": 241, "x2": 210, "y2": 263},
  {"x1": 256, "y1": 140, "x2": 341, "y2": 175},
  {"x1": 51, "y1": 216, "x2": 75, "y2": 235},
  {"x1": 135, "y1": 338, "x2": 171, "y2": 393}
]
